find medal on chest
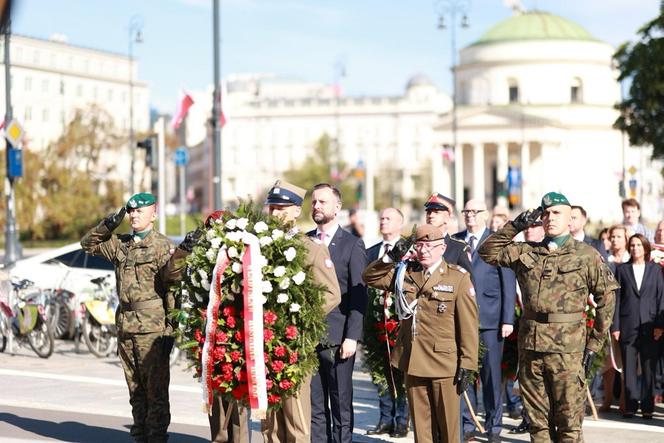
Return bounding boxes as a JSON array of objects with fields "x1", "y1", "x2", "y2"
[{"x1": 437, "y1": 302, "x2": 447, "y2": 313}]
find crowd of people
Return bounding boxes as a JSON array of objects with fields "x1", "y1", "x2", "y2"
[{"x1": 81, "y1": 186, "x2": 663, "y2": 443}]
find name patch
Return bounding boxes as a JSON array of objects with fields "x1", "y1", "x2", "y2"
[{"x1": 434, "y1": 284, "x2": 454, "y2": 293}]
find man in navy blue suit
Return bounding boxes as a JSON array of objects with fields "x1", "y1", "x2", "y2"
[
  {"x1": 309, "y1": 183, "x2": 368, "y2": 443},
  {"x1": 569, "y1": 205, "x2": 608, "y2": 259},
  {"x1": 453, "y1": 199, "x2": 517, "y2": 443}
]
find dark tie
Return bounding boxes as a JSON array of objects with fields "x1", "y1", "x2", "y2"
[
  {"x1": 469, "y1": 235, "x2": 477, "y2": 254},
  {"x1": 382, "y1": 243, "x2": 392, "y2": 258}
]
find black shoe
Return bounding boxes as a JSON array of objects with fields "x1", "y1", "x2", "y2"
[
  {"x1": 389, "y1": 424, "x2": 409, "y2": 438},
  {"x1": 487, "y1": 434, "x2": 502, "y2": 443},
  {"x1": 462, "y1": 431, "x2": 477, "y2": 442},
  {"x1": 509, "y1": 420, "x2": 529, "y2": 434},
  {"x1": 366, "y1": 422, "x2": 393, "y2": 435},
  {"x1": 508, "y1": 409, "x2": 522, "y2": 420}
]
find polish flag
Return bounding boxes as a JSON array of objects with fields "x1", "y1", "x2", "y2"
[
  {"x1": 216, "y1": 87, "x2": 227, "y2": 128},
  {"x1": 441, "y1": 147, "x2": 455, "y2": 162},
  {"x1": 171, "y1": 91, "x2": 194, "y2": 130}
]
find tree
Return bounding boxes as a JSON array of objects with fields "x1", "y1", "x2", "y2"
[
  {"x1": 0, "y1": 105, "x2": 125, "y2": 240},
  {"x1": 614, "y1": 4, "x2": 664, "y2": 157},
  {"x1": 284, "y1": 134, "x2": 359, "y2": 220}
]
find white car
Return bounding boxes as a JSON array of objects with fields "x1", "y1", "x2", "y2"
[{"x1": 10, "y1": 242, "x2": 115, "y2": 296}]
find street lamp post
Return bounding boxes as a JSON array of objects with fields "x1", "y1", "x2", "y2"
[
  {"x1": 128, "y1": 16, "x2": 143, "y2": 195},
  {"x1": 436, "y1": 0, "x2": 469, "y2": 205}
]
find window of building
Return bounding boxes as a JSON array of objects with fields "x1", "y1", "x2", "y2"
[
  {"x1": 42, "y1": 108, "x2": 49, "y2": 122},
  {"x1": 571, "y1": 77, "x2": 583, "y2": 103},
  {"x1": 33, "y1": 50, "x2": 40, "y2": 64},
  {"x1": 25, "y1": 76, "x2": 32, "y2": 92},
  {"x1": 41, "y1": 79, "x2": 49, "y2": 93},
  {"x1": 77, "y1": 84, "x2": 83, "y2": 97},
  {"x1": 508, "y1": 79, "x2": 519, "y2": 103},
  {"x1": 24, "y1": 106, "x2": 32, "y2": 121}
]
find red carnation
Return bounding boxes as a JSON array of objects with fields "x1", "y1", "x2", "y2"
[
  {"x1": 221, "y1": 363, "x2": 233, "y2": 374},
  {"x1": 236, "y1": 370, "x2": 247, "y2": 382},
  {"x1": 222, "y1": 306, "x2": 236, "y2": 317},
  {"x1": 388, "y1": 339, "x2": 396, "y2": 347},
  {"x1": 264, "y1": 352, "x2": 270, "y2": 363},
  {"x1": 285, "y1": 325, "x2": 298, "y2": 340},
  {"x1": 194, "y1": 329, "x2": 205, "y2": 343},
  {"x1": 289, "y1": 352, "x2": 299, "y2": 364},
  {"x1": 232, "y1": 383, "x2": 248, "y2": 400},
  {"x1": 268, "y1": 394, "x2": 281, "y2": 405},
  {"x1": 235, "y1": 330, "x2": 243, "y2": 342},
  {"x1": 266, "y1": 379, "x2": 274, "y2": 390},
  {"x1": 279, "y1": 379, "x2": 294, "y2": 390},
  {"x1": 264, "y1": 311, "x2": 278, "y2": 325},
  {"x1": 586, "y1": 319, "x2": 595, "y2": 328},
  {"x1": 230, "y1": 350, "x2": 242, "y2": 362},
  {"x1": 274, "y1": 346, "x2": 287, "y2": 357},
  {"x1": 211, "y1": 376, "x2": 222, "y2": 389},
  {"x1": 215, "y1": 331, "x2": 228, "y2": 343},
  {"x1": 264, "y1": 329, "x2": 274, "y2": 342},
  {"x1": 213, "y1": 346, "x2": 226, "y2": 360},
  {"x1": 222, "y1": 372, "x2": 233, "y2": 382},
  {"x1": 270, "y1": 360, "x2": 285, "y2": 373},
  {"x1": 226, "y1": 316, "x2": 236, "y2": 329},
  {"x1": 385, "y1": 320, "x2": 399, "y2": 333}
]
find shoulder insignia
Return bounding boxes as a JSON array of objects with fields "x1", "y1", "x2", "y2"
[
  {"x1": 324, "y1": 258, "x2": 334, "y2": 269},
  {"x1": 467, "y1": 287, "x2": 476, "y2": 298},
  {"x1": 448, "y1": 263, "x2": 468, "y2": 274}
]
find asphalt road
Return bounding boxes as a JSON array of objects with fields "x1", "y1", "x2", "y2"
[{"x1": 1, "y1": 339, "x2": 664, "y2": 442}]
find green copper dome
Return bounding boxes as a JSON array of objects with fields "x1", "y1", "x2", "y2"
[{"x1": 471, "y1": 11, "x2": 597, "y2": 46}]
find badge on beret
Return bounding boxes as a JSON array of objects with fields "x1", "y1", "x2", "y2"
[{"x1": 437, "y1": 302, "x2": 447, "y2": 313}]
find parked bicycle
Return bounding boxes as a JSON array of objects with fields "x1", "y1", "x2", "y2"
[
  {"x1": 80, "y1": 274, "x2": 118, "y2": 358},
  {"x1": 0, "y1": 277, "x2": 55, "y2": 358}
]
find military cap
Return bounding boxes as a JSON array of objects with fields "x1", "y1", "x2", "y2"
[
  {"x1": 424, "y1": 192, "x2": 455, "y2": 212},
  {"x1": 264, "y1": 180, "x2": 306, "y2": 206},
  {"x1": 126, "y1": 192, "x2": 156, "y2": 210},
  {"x1": 540, "y1": 192, "x2": 571, "y2": 210},
  {"x1": 415, "y1": 224, "x2": 444, "y2": 242}
]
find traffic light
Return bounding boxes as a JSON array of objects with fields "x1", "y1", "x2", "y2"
[{"x1": 137, "y1": 137, "x2": 157, "y2": 169}]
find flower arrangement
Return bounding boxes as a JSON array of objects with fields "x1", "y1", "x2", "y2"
[
  {"x1": 171, "y1": 202, "x2": 327, "y2": 412},
  {"x1": 362, "y1": 286, "x2": 406, "y2": 397}
]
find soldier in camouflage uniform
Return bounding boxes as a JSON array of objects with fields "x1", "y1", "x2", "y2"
[
  {"x1": 81, "y1": 193, "x2": 175, "y2": 443},
  {"x1": 478, "y1": 192, "x2": 618, "y2": 443}
]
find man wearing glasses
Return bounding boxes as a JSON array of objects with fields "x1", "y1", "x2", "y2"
[
  {"x1": 424, "y1": 193, "x2": 472, "y2": 273},
  {"x1": 363, "y1": 224, "x2": 479, "y2": 443},
  {"x1": 453, "y1": 200, "x2": 517, "y2": 442}
]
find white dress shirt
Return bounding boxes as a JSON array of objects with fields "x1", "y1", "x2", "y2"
[{"x1": 315, "y1": 224, "x2": 340, "y2": 247}]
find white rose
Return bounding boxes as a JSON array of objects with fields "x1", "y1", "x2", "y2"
[
  {"x1": 289, "y1": 303, "x2": 301, "y2": 313},
  {"x1": 254, "y1": 221, "x2": 268, "y2": 233},
  {"x1": 228, "y1": 246, "x2": 239, "y2": 258},
  {"x1": 279, "y1": 278, "x2": 290, "y2": 290},
  {"x1": 226, "y1": 231, "x2": 242, "y2": 242},
  {"x1": 284, "y1": 247, "x2": 297, "y2": 262},
  {"x1": 226, "y1": 293, "x2": 235, "y2": 301},
  {"x1": 273, "y1": 266, "x2": 286, "y2": 277},
  {"x1": 194, "y1": 292, "x2": 203, "y2": 302},
  {"x1": 259, "y1": 236, "x2": 273, "y2": 247},
  {"x1": 225, "y1": 219, "x2": 237, "y2": 230},
  {"x1": 210, "y1": 237, "x2": 223, "y2": 249},
  {"x1": 205, "y1": 249, "x2": 217, "y2": 262},
  {"x1": 206, "y1": 229, "x2": 217, "y2": 240},
  {"x1": 259, "y1": 295, "x2": 268, "y2": 305},
  {"x1": 198, "y1": 269, "x2": 208, "y2": 282},
  {"x1": 271, "y1": 229, "x2": 284, "y2": 240},
  {"x1": 292, "y1": 271, "x2": 306, "y2": 286},
  {"x1": 231, "y1": 262, "x2": 242, "y2": 273},
  {"x1": 261, "y1": 280, "x2": 273, "y2": 293},
  {"x1": 277, "y1": 293, "x2": 289, "y2": 303},
  {"x1": 236, "y1": 218, "x2": 249, "y2": 230},
  {"x1": 191, "y1": 274, "x2": 199, "y2": 288},
  {"x1": 256, "y1": 255, "x2": 269, "y2": 269},
  {"x1": 378, "y1": 296, "x2": 384, "y2": 305},
  {"x1": 386, "y1": 296, "x2": 393, "y2": 307},
  {"x1": 201, "y1": 279, "x2": 210, "y2": 291}
]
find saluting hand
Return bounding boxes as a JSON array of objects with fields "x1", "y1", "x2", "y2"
[
  {"x1": 180, "y1": 227, "x2": 204, "y2": 252},
  {"x1": 103, "y1": 207, "x2": 126, "y2": 232},
  {"x1": 512, "y1": 207, "x2": 543, "y2": 231}
]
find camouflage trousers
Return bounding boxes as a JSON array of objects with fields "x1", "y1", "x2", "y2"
[
  {"x1": 518, "y1": 350, "x2": 585, "y2": 443},
  {"x1": 118, "y1": 332, "x2": 173, "y2": 443}
]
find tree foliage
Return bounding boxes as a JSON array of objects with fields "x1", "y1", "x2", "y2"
[
  {"x1": 614, "y1": 5, "x2": 664, "y2": 157},
  {"x1": 284, "y1": 134, "x2": 359, "y2": 219},
  {"x1": 0, "y1": 105, "x2": 125, "y2": 240}
]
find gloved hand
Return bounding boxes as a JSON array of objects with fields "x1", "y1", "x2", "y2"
[
  {"x1": 582, "y1": 349, "x2": 595, "y2": 379},
  {"x1": 388, "y1": 237, "x2": 413, "y2": 262},
  {"x1": 179, "y1": 228, "x2": 204, "y2": 252},
  {"x1": 454, "y1": 367, "x2": 472, "y2": 394},
  {"x1": 103, "y1": 207, "x2": 126, "y2": 232},
  {"x1": 512, "y1": 207, "x2": 543, "y2": 232}
]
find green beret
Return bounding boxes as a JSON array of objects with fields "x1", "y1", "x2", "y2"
[
  {"x1": 540, "y1": 192, "x2": 570, "y2": 209},
  {"x1": 126, "y1": 192, "x2": 156, "y2": 210}
]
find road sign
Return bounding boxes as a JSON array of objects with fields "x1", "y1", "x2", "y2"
[
  {"x1": 4, "y1": 119, "x2": 24, "y2": 147},
  {"x1": 628, "y1": 166, "x2": 637, "y2": 175},
  {"x1": 173, "y1": 146, "x2": 189, "y2": 166}
]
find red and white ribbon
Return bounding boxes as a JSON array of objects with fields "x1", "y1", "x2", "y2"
[
  {"x1": 202, "y1": 248, "x2": 231, "y2": 413},
  {"x1": 242, "y1": 233, "x2": 268, "y2": 419}
]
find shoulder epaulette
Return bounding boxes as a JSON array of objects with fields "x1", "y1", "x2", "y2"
[
  {"x1": 448, "y1": 236, "x2": 467, "y2": 246},
  {"x1": 447, "y1": 263, "x2": 468, "y2": 274}
]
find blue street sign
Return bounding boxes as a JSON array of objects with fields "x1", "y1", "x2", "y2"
[
  {"x1": 173, "y1": 146, "x2": 189, "y2": 166},
  {"x1": 7, "y1": 147, "x2": 23, "y2": 178}
]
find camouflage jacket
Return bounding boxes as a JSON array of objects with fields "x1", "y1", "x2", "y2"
[
  {"x1": 81, "y1": 222, "x2": 175, "y2": 336},
  {"x1": 478, "y1": 222, "x2": 618, "y2": 353}
]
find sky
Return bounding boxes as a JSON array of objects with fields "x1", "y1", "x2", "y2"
[{"x1": 11, "y1": 0, "x2": 661, "y2": 113}]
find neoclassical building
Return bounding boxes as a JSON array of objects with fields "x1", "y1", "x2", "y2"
[{"x1": 436, "y1": 11, "x2": 662, "y2": 222}]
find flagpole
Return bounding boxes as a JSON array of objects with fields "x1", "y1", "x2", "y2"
[{"x1": 212, "y1": 0, "x2": 222, "y2": 210}]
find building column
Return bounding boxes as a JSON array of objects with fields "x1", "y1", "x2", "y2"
[
  {"x1": 496, "y1": 142, "x2": 509, "y2": 208},
  {"x1": 454, "y1": 143, "x2": 464, "y2": 206},
  {"x1": 520, "y1": 142, "x2": 530, "y2": 208},
  {"x1": 472, "y1": 143, "x2": 484, "y2": 201}
]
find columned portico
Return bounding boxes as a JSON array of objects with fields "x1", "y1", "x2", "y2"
[{"x1": 472, "y1": 143, "x2": 485, "y2": 200}]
